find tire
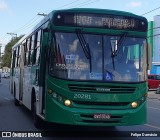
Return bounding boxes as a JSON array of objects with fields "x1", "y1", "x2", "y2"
[
  {"x1": 13, "y1": 85, "x2": 20, "y2": 106},
  {"x1": 14, "y1": 98, "x2": 20, "y2": 106},
  {"x1": 33, "y1": 101, "x2": 44, "y2": 129}
]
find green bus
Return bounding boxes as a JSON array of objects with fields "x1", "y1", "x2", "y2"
[{"x1": 10, "y1": 8, "x2": 151, "y2": 128}]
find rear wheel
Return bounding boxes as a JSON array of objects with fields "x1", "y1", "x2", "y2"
[{"x1": 14, "y1": 98, "x2": 20, "y2": 106}]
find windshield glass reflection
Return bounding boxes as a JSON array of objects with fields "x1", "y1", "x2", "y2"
[{"x1": 49, "y1": 32, "x2": 147, "y2": 82}]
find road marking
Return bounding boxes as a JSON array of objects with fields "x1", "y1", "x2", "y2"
[
  {"x1": 148, "y1": 106, "x2": 160, "y2": 111},
  {"x1": 4, "y1": 97, "x2": 11, "y2": 101},
  {"x1": 1, "y1": 84, "x2": 9, "y2": 86},
  {"x1": 145, "y1": 124, "x2": 160, "y2": 130},
  {"x1": 148, "y1": 99, "x2": 160, "y2": 102}
]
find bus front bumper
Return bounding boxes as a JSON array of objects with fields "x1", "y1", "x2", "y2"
[{"x1": 45, "y1": 96, "x2": 147, "y2": 126}]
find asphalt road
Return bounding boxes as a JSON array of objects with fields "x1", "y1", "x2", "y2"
[{"x1": 0, "y1": 78, "x2": 160, "y2": 140}]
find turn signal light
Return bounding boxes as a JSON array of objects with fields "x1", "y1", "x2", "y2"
[{"x1": 48, "y1": 89, "x2": 53, "y2": 94}]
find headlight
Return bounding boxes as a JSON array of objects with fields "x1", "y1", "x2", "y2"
[
  {"x1": 131, "y1": 94, "x2": 147, "y2": 109},
  {"x1": 131, "y1": 102, "x2": 138, "y2": 108},
  {"x1": 64, "y1": 100, "x2": 71, "y2": 106}
]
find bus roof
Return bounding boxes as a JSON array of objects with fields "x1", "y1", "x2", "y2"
[
  {"x1": 12, "y1": 8, "x2": 147, "y2": 50},
  {"x1": 52, "y1": 8, "x2": 146, "y2": 19}
]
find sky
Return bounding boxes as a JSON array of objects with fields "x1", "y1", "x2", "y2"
[{"x1": 1, "y1": 0, "x2": 160, "y2": 52}]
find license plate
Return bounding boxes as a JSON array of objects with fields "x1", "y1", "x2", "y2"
[{"x1": 94, "y1": 114, "x2": 111, "y2": 119}]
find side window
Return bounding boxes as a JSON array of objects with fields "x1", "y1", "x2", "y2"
[
  {"x1": 34, "y1": 30, "x2": 42, "y2": 65},
  {"x1": 30, "y1": 35, "x2": 35, "y2": 65},
  {"x1": 14, "y1": 46, "x2": 20, "y2": 68},
  {"x1": 16, "y1": 46, "x2": 20, "y2": 67},
  {"x1": 11, "y1": 50, "x2": 16, "y2": 69},
  {"x1": 24, "y1": 40, "x2": 28, "y2": 66},
  {"x1": 27, "y1": 37, "x2": 31, "y2": 65},
  {"x1": 18, "y1": 46, "x2": 21, "y2": 66}
]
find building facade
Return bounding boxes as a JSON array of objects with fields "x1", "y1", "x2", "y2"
[{"x1": 148, "y1": 16, "x2": 160, "y2": 74}]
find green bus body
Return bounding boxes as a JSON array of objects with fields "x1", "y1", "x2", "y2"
[{"x1": 10, "y1": 8, "x2": 149, "y2": 127}]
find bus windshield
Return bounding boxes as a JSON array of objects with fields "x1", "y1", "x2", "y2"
[{"x1": 49, "y1": 32, "x2": 147, "y2": 82}]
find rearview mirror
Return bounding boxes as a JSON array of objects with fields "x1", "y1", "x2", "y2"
[{"x1": 110, "y1": 39, "x2": 118, "y2": 56}]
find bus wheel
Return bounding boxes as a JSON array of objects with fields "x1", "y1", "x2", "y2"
[
  {"x1": 14, "y1": 98, "x2": 20, "y2": 106},
  {"x1": 14, "y1": 86, "x2": 20, "y2": 106},
  {"x1": 33, "y1": 101, "x2": 44, "y2": 129}
]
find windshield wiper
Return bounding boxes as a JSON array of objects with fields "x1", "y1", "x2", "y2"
[
  {"x1": 76, "y1": 29, "x2": 92, "y2": 72},
  {"x1": 114, "y1": 32, "x2": 128, "y2": 57},
  {"x1": 110, "y1": 32, "x2": 128, "y2": 70},
  {"x1": 110, "y1": 46, "x2": 116, "y2": 70}
]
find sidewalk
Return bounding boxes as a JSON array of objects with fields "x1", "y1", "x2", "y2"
[{"x1": 148, "y1": 90, "x2": 160, "y2": 100}]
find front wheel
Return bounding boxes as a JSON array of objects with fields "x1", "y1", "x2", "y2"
[{"x1": 33, "y1": 102, "x2": 44, "y2": 129}]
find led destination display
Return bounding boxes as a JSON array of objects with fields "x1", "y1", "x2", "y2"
[{"x1": 54, "y1": 12, "x2": 147, "y2": 31}]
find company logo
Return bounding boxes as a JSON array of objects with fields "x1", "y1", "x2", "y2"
[
  {"x1": 96, "y1": 88, "x2": 110, "y2": 92},
  {"x1": 2, "y1": 132, "x2": 11, "y2": 137}
]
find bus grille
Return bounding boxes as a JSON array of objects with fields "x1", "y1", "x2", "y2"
[
  {"x1": 73, "y1": 101, "x2": 130, "y2": 106},
  {"x1": 68, "y1": 84, "x2": 136, "y2": 94}
]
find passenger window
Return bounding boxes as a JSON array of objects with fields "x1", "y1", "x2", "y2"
[
  {"x1": 15, "y1": 46, "x2": 20, "y2": 67},
  {"x1": 16, "y1": 46, "x2": 20, "y2": 67},
  {"x1": 31, "y1": 35, "x2": 35, "y2": 50},
  {"x1": 30, "y1": 35, "x2": 35, "y2": 65},
  {"x1": 27, "y1": 37, "x2": 31, "y2": 65},
  {"x1": 11, "y1": 50, "x2": 16, "y2": 69},
  {"x1": 24, "y1": 40, "x2": 28, "y2": 66},
  {"x1": 34, "y1": 30, "x2": 41, "y2": 65}
]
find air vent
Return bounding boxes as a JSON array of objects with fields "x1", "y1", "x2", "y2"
[{"x1": 68, "y1": 84, "x2": 136, "y2": 94}]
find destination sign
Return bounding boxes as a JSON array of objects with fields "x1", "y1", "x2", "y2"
[
  {"x1": 74, "y1": 15, "x2": 135, "y2": 29},
  {"x1": 53, "y1": 12, "x2": 147, "y2": 31}
]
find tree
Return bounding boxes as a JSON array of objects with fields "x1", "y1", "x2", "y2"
[{"x1": 1, "y1": 35, "x2": 24, "y2": 68}]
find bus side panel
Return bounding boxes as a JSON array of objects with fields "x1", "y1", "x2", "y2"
[
  {"x1": 9, "y1": 75, "x2": 13, "y2": 94},
  {"x1": 14, "y1": 68, "x2": 20, "y2": 100},
  {"x1": 30, "y1": 66, "x2": 42, "y2": 114},
  {"x1": 22, "y1": 67, "x2": 32, "y2": 110},
  {"x1": 10, "y1": 49, "x2": 16, "y2": 95}
]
